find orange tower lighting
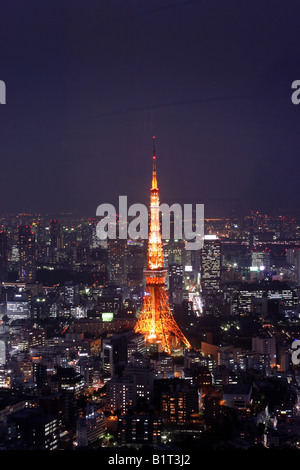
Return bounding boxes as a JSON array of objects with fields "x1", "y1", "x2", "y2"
[{"x1": 134, "y1": 137, "x2": 191, "y2": 355}]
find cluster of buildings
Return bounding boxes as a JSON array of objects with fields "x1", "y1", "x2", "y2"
[{"x1": 0, "y1": 211, "x2": 298, "y2": 450}]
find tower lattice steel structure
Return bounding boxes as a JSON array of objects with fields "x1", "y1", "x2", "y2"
[{"x1": 134, "y1": 138, "x2": 191, "y2": 354}]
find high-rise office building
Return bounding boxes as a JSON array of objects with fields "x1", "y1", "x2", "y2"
[
  {"x1": 50, "y1": 219, "x2": 62, "y2": 249},
  {"x1": 296, "y1": 248, "x2": 300, "y2": 287},
  {"x1": 0, "y1": 232, "x2": 8, "y2": 282},
  {"x1": 33, "y1": 363, "x2": 47, "y2": 389},
  {"x1": 7, "y1": 293, "x2": 30, "y2": 321},
  {"x1": 108, "y1": 238, "x2": 127, "y2": 286},
  {"x1": 168, "y1": 263, "x2": 184, "y2": 304},
  {"x1": 0, "y1": 340, "x2": 6, "y2": 364},
  {"x1": 201, "y1": 235, "x2": 221, "y2": 294},
  {"x1": 18, "y1": 225, "x2": 36, "y2": 283},
  {"x1": 164, "y1": 240, "x2": 185, "y2": 267},
  {"x1": 126, "y1": 241, "x2": 147, "y2": 287}
]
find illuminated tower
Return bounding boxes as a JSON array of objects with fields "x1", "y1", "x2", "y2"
[{"x1": 134, "y1": 138, "x2": 191, "y2": 354}]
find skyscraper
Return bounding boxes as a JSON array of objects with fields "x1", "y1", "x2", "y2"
[
  {"x1": 50, "y1": 219, "x2": 62, "y2": 249},
  {"x1": 201, "y1": 235, "x2": 221, "y2": 294},
  {"x1": 168, "y1": 263, "x2": 184, "y2": 304},
  {"x1": 126, "y1": 241, "x2": 147, "y2": 287},
  {"x1": 0, "y1": 232, "x2": 8, "y2": 282},
  {"x1": 18, "y1": 225, "x2": 36, "y2": 283},
  {"x1": 108, "y1": 237, "x2": 127, "y2": 287}
]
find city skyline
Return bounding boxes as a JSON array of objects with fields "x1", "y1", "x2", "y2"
[{"x1": 0, "y1": 169, "x2": 299, "y2": 452}]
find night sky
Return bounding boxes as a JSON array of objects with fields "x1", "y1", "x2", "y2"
[{"x1": 1, "y1": 0, "x2": 300, "y2": 217}]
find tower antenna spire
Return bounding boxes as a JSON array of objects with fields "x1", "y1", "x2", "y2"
[{"x1": 152, "y1": 136, "x2": 157, "y2": 190}]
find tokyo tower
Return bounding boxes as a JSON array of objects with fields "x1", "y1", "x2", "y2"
[{"x1": 134, "y1": 137, "x2": 191, "y2": 355}]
